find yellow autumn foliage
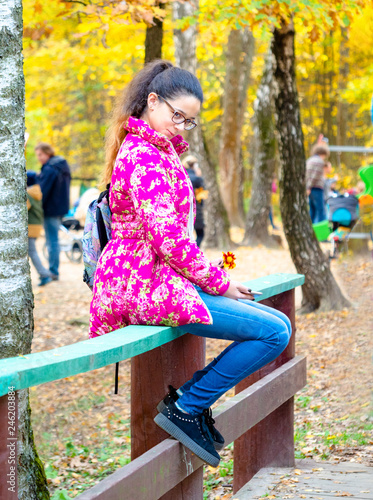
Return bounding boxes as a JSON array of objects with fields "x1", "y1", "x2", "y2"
[{"x1": 23, "y1": 0, "x2": 373, "y2": 190}]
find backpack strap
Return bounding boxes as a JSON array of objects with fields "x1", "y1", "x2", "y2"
[
  {"x1": 96, "y1": 206, "x2": 108, "y2": 250},
  {"x1": 97, "y1": 184, "x2": 110, "y2": 204},
  {"x1": 96, "y1": 184, "x2": 111, "y2": 250},
  {"x1": 94, "y1": 183, "x2": 119, "y2": 394}
]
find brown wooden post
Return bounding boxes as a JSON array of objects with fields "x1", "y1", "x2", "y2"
[
  {"x1": 131, "y1": 334, "x2": 205, "y2": 500},
  {"x1": 0, "y1": 391, "x2": 18, "y2": 500},
  {"x1": 233, "y1": 289, "x2": 296, "y2": 493}
]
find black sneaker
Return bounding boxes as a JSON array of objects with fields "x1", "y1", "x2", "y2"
[
  {"x1": 202, "y1": 408, "x2": 225, "y2": 451},
  {"x1": 156, "y1": 385, "x2": 179, "y2": 413},
  {"x1": 154, "y1": 400, "x2": 221, "y2": 467},
  {"x1": 157, "y1": 386, "x2": 225, "y2": 451}
]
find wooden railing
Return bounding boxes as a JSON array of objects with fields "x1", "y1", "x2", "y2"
[{"x1": 0, "y1": 273, "x2": 306, "y2": 500}]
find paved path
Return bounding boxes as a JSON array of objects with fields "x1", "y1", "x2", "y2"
[{"x1": 234, "y1": 459, "x2": 372, "y2": 499}]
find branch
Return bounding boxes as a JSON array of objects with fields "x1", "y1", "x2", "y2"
[{"x1": 61, "y1": 0, "x2": 89, "y2": 5}]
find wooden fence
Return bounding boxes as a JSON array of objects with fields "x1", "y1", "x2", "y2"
[{"x1": 0, "y1": 273, "x2": 306, "y2": 500}]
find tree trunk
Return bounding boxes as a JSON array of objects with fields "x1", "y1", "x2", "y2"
[
  {"x1": 321, "y1": 33, "x2": 334, "y2": 145},
  {"x1": 243, "y1": 52, "x2": 277, "y2": 247},
  {"x1": 219, "y1": 28, "x2": 255, "y2": 227},
  {"x1": 144, "y1": 2, "x2": 165, "y2": 63},
  {"x1": 0, "y1": 2, "x2": 49, "y2": 498},
  {"x1": 173, "y1": 0, "x2": 232, "y2": 249},
  {"x1": 337, "y1": 27, "x2": 349, "y2": 164},
  {"x1": 271, "y1": 20, "x2": 350, "y2": 313}
]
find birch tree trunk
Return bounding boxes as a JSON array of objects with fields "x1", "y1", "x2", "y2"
[
  {"x1": 0, "y1": 1, "x2": 49, "y2": 498},
  {"x1": 219, "y1": 28, "x2": 254, "y2": 227},
  {"x1": 271, "y1": 20, "x2": 350, "y2": 313},
  {"x1": 173, "y1": 0, "x2": 231, "y2": 249},
  {"x1": 243, "y1": 53, "x2": 277, "y2": 247}
]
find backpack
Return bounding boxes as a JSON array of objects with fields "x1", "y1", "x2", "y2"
[{"x1": 82, "y1": 185, "x2": 112, "y2": 290}]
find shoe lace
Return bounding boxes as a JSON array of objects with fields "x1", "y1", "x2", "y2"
[
  {"x1": 202, "y1": 408, "x2": 215, "y2": 439},
  {"x1": 164, "y1": 385, "x2": 179, "y2": 405},
  {"x1": 168, "y1": 385, "x2": 179, "y2": 400}
]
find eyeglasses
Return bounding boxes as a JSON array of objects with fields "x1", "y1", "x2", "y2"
[{"x1": 157, "y1": 95, "x2": 197, "y2": 131}]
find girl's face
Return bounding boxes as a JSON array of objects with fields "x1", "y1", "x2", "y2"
[{"x1": 144, "y1": 93, "x2": 201, "y2": 140}]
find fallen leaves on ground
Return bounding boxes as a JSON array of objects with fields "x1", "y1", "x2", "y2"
[{"x1": 29, "y1": 242, "x2": 372, "y2": 499}]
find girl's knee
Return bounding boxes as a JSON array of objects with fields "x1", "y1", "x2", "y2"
[
  {"x1": 275, "y1": 311, "x2": 292, "y2": 338},
  {"x1": 275, "y1": 316, "x2": 292, "y2": 346},
  {"x1": 265, "y1": 324, "x2": 291, "y2": 354},
  {"x1": 278, "y1": 328, "x2": 290, "y2": 352}
]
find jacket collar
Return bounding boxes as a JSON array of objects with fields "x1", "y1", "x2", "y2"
[{"x1": 124, "y1": 116, "x2": 189, "y2": 156}]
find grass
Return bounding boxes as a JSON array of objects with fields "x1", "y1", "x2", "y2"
[
  {"x1": 203, "y1": 459, "x2": 233, "y2": 499},
  {"x1": 203, "y1": 443, "x2": 234, "y2": 499},
  {"x1": 294, "y1": 419, "x2": 372, "y2": 460},
  {"x1": 38, "y1": 413, "x2": 131, "y2": 499},
  {"x1": 321, "y1": 424, "x2": 372, "y2": 447},
  {"x1": 293, "y1": 388, "x2": 372, "y2": 461},
  {"x1": 34, "y1": 382, "x2": 371, "y2": 498},
  {"x1": 39, "y1": 390, "x2": 371, "y2": 498}
]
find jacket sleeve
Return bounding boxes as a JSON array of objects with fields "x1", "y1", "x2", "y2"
[
  {"x1": 38, "y1": 165, "x2": 58, "y2": 202},
  {"x1": 123, "y1": 148, "x2": 230, "y2": 296}
]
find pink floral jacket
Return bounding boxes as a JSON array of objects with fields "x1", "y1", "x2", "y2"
[{"x1": 89, "y1": 117, "x2": 230, "y2": 337}]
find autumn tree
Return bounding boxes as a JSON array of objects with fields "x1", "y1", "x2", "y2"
[
  {"x1": 336, "y1": 27, "x2": 349, "y2": 164},
  {"x1": 144, "y1": 1, "x2": 165, "y2": 62},
  {"x1": 219, "y1": 28, "x2": 254, "y2": 227},
  {"x1": 25, "y1": 1, "x2": 372, "y2": 185},
  {"x1": 272, "y1": 19, "x2": 350, "y2": 312},
  {"x1": 23, "y1": 0, "x2": 168, "y2": 178},
  {"x1": 243, "y1": 52, "x2": 277, "y2": 247},
  {"x1": 293, "y1": 9, "x2": 373, "y2": 171},
  {"x1": 193, "y1": 0, "x2": 366, "y2": 311},
  {"x1": 24, "y1": 0, "x2": 370, "y2": 308},
  {"x1": 173, "y1": 0, "x2": 232, "y2": 248},
  {"x1": 0, "y1": 1, "x2": 49, "y2": 498}
]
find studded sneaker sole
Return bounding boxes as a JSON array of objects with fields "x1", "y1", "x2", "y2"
[
  {"x1": 156, "y1": 399, "x2": 169, "y2": 413},
  {"x1": 157, "y1": 398, "x2": 225, "y2": 451},
  {"x1": 154, "y1": 411, "x2": 220, "y2": 468}
]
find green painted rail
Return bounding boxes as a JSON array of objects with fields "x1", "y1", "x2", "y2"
[{"x1": 0, "y1": 273, "x2": 304, "y2": 397}]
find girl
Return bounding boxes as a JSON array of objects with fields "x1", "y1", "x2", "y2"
[{"x1": 89, "y1": 60, "x2": 291, "y2": 468}]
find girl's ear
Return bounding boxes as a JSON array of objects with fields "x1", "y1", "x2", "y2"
[{"x1": 147, "y1": 92, "x2": 158, "y2": 111}]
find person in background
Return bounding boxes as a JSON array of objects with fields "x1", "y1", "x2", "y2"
[
  {"x1": 26, "y1": 171, "x2": 52, "y2": 286},
  {"x1": 327, "y1": 178, "x2": 339, "y2": 198},
  {"x1": 182, "y1": 155, "x2": 207, "y2": 247},
  {"x1": 36, "y1": 143, "x2": 71, "y2": 281},
  {"x1": 306, "y1": 143, "x2": 330, "y2": 224}
]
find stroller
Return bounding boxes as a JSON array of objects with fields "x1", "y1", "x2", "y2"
[
  {"x1": 43, "y1": 217, "x2": 83, "y2": 263},
  {"x1": 327, "y1": 194, "x2": 359, "y2": 258}
]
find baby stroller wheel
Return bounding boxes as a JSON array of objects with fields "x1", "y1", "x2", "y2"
[{"x1": 67, "y1": 240, "x2": 83, "y2": 263}]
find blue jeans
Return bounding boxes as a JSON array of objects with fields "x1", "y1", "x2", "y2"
[
  {"x1": 309, "y1": 187, "x2": 326, "y2": 224},
  {"x1": 177, "y1": 290, "x2": 291, "y2": 415},
  {"x1": 28, "y1": 238, "x2": 50, "y2": 279},
  {"x1": 44, "y1": 216, "x2": 62, "y2": 276}
]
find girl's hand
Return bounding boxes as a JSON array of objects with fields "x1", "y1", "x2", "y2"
[
  {"x1": 223, "y1": 280, "x2": 254, "y2": 300},
  {"x1": 211, "y1": 258, "x2": 224, "y2": 269}
]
